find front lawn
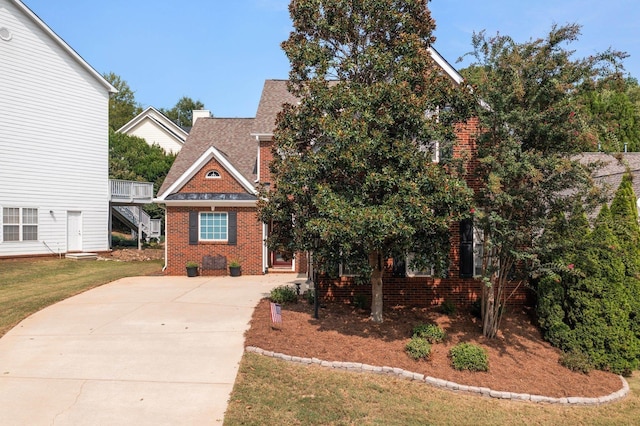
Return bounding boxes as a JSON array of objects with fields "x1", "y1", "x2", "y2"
[{"x1": 0, "y1": 257, "x2": 162, "y2": 336}]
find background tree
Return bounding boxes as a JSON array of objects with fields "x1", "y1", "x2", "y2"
[
  {"x1": 463, "y1": 24, "x2": 626, "y2": 337},
  {"x1": 109, "y1": 130, "x2": 176, "y2": 219},
  {"x1": 104, "y1": 72, "x2": 142, "y2": 131},
  {"x1": 581, "y1": 77, "x2": 640, "y2": 152},
  {"x1": 160, "y1": 96, "x2": 206, "y2": 129},
  {"x1": 259, "y1": 0, "x2": 473, "y2": 322}
]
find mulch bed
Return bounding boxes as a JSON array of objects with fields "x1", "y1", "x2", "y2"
[{"x1": 244, "y1": 298, "x2": 623, "y2": 398}]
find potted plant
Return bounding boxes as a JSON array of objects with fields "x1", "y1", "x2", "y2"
[
  {"x1": 186, "y1": 261, "x2": 199, "y2": 277},
  {"x1": 228, "y1": 259, "x2": 241, "y2": 277}
]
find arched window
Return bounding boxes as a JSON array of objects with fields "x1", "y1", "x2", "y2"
[{"x1": 206, "y1": 170, "x2": 221, "y2": 179}]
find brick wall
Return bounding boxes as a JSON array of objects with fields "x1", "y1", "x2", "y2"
[
  {"x1": 180, "y1": 158, "x2": 248, "y2": 193},
  {"x1": 165, "y1": 206, "x2": 264, "y2": 276}
]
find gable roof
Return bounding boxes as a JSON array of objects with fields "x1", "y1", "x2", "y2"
[
  {"x1": 117, "y1": 106, "x2": 189, "y2": 144},
  {"x1": 7, "y1": 0, "x2": 116, "y2": 94},
  {"x1": 157, "y1": 117, "x2": 256, "y2": 198}
]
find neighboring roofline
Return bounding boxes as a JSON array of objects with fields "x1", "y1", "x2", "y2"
[
  {"x1": 156, "y1": 146, "x2": 258, "y2": 200},
  {"x1": 155, "y1": 199, "x2": 257, "y2": 207},
  {"x1": 427, "y1": 46, "x2": 464, "y2": 85},
  {"x1": 117, "y1": 106, "x2": 189, "y2": 142},
  {"x1": 10, "y1": 0, "x2": 117, "y2": 94}
]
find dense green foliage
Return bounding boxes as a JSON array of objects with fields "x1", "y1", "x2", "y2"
[
  {"x1": 449, "y1": 343, "x2": 488, "y2": 372},
  {"x1": 104, "y1": 72, "x2": 143, "y2": 131},
  {"x1": 270, "y1": 285, "x2": 299, "y2": 304},
  {"x1": 581, "y1": 78, "x2": 640, "y2": 152},
  {"x1": 537, "y1": 173, "x2": 640, "y2": 376},
  {"x1": 411, "y1": 323, "x2": 446, "y2": 343},
  {"x1": 259, "y1": 0, "x2": 473, "y2": 323},
  {"x1": 462, "y1": 24, "x2": 625, "y2": 337},
  {"x1": 160, "y1": 96, "x2": 206, "y2": 129},
  {"x1": 405, "y1": 337, "x2": 432, "y2": 360}
]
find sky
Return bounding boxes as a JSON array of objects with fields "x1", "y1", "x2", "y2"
[{"x1": 20, "y1": 0, "x2": 640, "y2": 119}]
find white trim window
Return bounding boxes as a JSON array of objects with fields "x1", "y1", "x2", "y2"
[
  {"x1": 2, "y1": 207, "x2": 38, "y2": 242},
  {"x1": 406, "y1": 253, "x2": 434, "y2": 277},
  {"x1": 339, "y1": 262, "x2": 358, "y2": 277},
  {"x1": 199, "y1": 212, "x2": 228, "y2": 241}
]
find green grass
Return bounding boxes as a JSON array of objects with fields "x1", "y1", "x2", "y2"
[
  {"x1": 0, "y1": 257, "x2": 162, "y2": 336},
  {"x1": 225, "y1": 353, "x2": 640, "y2": 425}
]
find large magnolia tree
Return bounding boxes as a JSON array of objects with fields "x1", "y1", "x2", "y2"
[
  {"x1": 259, "y1": 0, "x2": 473, "y2": 322},
  {"x1": 463, "y1": 24, "x2": 627, "y2": 337}
]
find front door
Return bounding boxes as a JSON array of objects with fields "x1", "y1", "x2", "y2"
[
  {"x1": 271, "y1": 250, "x2": 293, "y2": 268},
  {"x1": 67, "y1": 211, "x2": 82, "y2": 252}
]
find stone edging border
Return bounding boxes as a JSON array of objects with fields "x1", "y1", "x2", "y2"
[{"x1": 245, "y1": 346, "x2": 629, "y2": 405}]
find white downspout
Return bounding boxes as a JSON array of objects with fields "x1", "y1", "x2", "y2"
[{"x1": 160, "y1": 204, "x2": 168, "y2": 272}]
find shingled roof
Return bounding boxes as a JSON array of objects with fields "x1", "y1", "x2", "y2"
[
  {"x1": 252, "y1": 79, "x2": 299, "y2": 136},
  {"x1": 576, "y1": 152, "x2": 640, "y2": 201},
  {"x1": 157, "y1": 117, "x2": 256, "y2": 197}
]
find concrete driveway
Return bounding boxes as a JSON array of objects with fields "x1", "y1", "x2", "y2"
[{"x1": 0, "y1": 273, "x2": 306, "y2": 425}]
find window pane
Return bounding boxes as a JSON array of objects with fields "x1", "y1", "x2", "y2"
[
  {"x1": 3, "y1": 225, "x2": 19, "y2": 241},
  {"x1": 199, "y1": 212, "x2": 227, "y2": 241},
  {"x1": 23, "y1": 208, "x2": 38, "y2": 224},
  {"x1": 3, "y1": 208, "x2": 19, "y2": 224},
  {"x1": 23, "y1": 225, "x2": 38, "y2": 241}
]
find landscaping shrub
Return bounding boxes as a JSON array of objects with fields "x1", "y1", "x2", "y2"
[
  {"x1": 559, "y1": 350, "x2": 593, "y2": 374},
  {"x1": 537, "y1": 204, "x2": 640, "y2": 376},
  {"x1": 353, "y1": 294, "x2": 368, "y2": 310},
  {"x1": 439, "y1": 300, "x2": 456, "y2": 316},
  {"x1": 270, "y1": 285, "x2": 298, "y2": 304},
  {"x1": 303, "y1": 289, "x2": 315, "y2": 305},
  {"x1": 412, "y1": 323, "x2": 446, "y2": 343},
  {"x1": 449, "y1": 343, "x2": 489, "y2": 372},
  {"x1": 405, "y1": 337, "x2": 431, "y2": 360}
]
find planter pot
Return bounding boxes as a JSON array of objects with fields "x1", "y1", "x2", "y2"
[
  {"x1": 186, "y1": 266, "x2": 198, "y2": 277},
  {"x1": 229, "y1": 266, "x2": 241, "y2": 277}
]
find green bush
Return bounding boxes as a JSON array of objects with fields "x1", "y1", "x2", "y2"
[
  {"x1": 111, "y1": 234, "x2": 136, "y2": 247},
  {"x1": 439, "y1": 300, "x2": 456, "y2": 316},
  {"x1": 449, "y1": 343, "x2": 489, "y2": 372},
  {"x1": 412, "y1": 323, "x2": 446, "y2": 343},
  {"x1": 559, "y1": 350, "x2": 593, "y2": 374},
  {"x1": 270, "y1": 285, "x2": 298, "y2": 304},
  {"x1": 353, "y1": 294, "x2": 368, "y2": 310},
  {"x1": 405, "y1": 337, "x2": 431, "y2": 360},
  {"x1": 303, "y1": 289, "x2": 315, "y2": 305},
  {"x1": 537, "y1": 204, "x2": 640, "y2": 376}
]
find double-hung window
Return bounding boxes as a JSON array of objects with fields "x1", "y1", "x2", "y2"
[
  {"x1": 199, "y1": 212, "x2": 228, "y2": 241},
  {"x1": 2, "y1": 207, "x2": 38, "y2": 242}
]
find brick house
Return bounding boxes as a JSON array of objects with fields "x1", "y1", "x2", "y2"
[
  {"x1": 156, "y1": 50, "x2": 529, "y2": 308},
  {"x1": 156, "y1": 81, "x2": 305, "y2": 276}
]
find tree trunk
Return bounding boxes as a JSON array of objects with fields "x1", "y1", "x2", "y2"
[
  {"x1": 369, "y1": 251, "x2": 384, "y2": 323},
  {"x1": 482, "y1": 280, "x2": 499, "y2": 338}
]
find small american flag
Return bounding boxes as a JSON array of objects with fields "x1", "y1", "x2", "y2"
[{"x1": 270, "y1": 302, "x2": 282, "y2": 324}]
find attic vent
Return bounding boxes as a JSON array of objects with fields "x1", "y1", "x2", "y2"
[
  {"x1": 0, "y1": 27, "x2": 12, "y2": 41},
  {"x1": 206, "y1": 170, "x2": 221, "y2": 179}
]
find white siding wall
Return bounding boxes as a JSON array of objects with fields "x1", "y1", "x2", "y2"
[
  {"x1": 127, "y1": 119, "x2": 184, "y2": 154},
  {"x1": 0, "y1": 1, "x2": 110, "y2": 256}
]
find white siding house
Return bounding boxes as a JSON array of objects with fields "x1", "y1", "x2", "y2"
[
  {"x1": 0, "y1": 0, "x2": 117, "y2": 257},
  {"x1": 117, "y1": 106, "x2": 189, "y2": 154}
]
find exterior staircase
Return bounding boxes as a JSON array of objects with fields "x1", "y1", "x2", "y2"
[{"x1": 112, "y1": 205, "x2": 162, "y2": 242}]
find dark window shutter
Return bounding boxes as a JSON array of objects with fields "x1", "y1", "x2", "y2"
[
  {"x1": 392, "y1": 257, "x2": 406, "y2": 278},
  {"x1": 459, "y1": 219, "x2": 474, "y2": 278},
  {"x1": 227, "y1": 211, "x2": 237, "y2": 246},
  {"x1": 189, "y1": 211, "x2": 198, "y2": 245}
]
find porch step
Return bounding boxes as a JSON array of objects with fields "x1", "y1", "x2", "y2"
[{"x1": 65, "y1": 252, "x2": 98, "y2": 261}]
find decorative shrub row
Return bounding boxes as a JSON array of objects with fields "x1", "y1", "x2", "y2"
[{"x1": 412, "y1": 323, "x2": 446, "y2": 343}]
